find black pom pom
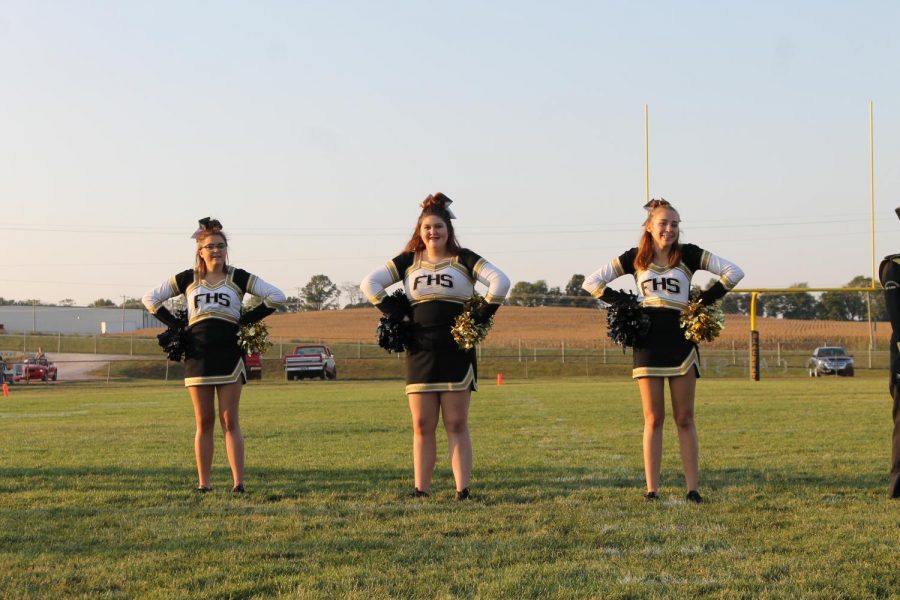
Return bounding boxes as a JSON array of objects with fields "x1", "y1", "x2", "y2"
[
  {"x1": 156, "y1": 309, "x2": 191, "y2": 361},
  {"x1": 376, "y1": 290, "x2": 413, "y2": 353},
  {"x1": 606, "y1": 291, "x2": 650, "y2": 351}
]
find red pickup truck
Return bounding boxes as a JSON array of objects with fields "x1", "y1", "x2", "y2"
[
  {"x1": 244, "y1": 353, "x2": 262, "y2": 380},
  {"x1": 283, "y1": 345, "x2": 337, "y2": 381},
  {"x1": 14, "y1": 356, "x2": 58, "y2": 382}
]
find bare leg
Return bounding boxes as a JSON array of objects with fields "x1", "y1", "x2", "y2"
[
  {"x1": 669, "y1": 370, "x2": 699, "y2": 491},
  {"x1": 637, "y1": 377, "x2": 666, "y2": 493},
  {"x1": 217, "y1": 381, "x2": 244, "y2": 488},
  {"x1": 408, "y1": 393, "x2": 440, "y2": 493},
  {"x1": 440, "y1": 391, "x2": 472, "y2": 492},
  {"x1": 188, "y1": 386, "x2": 216, "y2": 488}
]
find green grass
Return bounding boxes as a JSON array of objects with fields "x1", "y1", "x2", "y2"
[{"x1": 1, "y1": 378, "x2": 897, "y2": 598}]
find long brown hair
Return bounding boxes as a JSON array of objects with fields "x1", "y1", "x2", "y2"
[
  {"x1": 194, "y1": 218, "x2": 228, "y2": 278},
  {"x1": 402, "y1": 193, "x2": 462, "y2": 255},
  {"x1": 634, "y1": 198, "x2": 682, "y2": 271}
]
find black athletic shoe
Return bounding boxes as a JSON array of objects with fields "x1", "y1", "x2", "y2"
[
  {"x1": 409, "y1": 488, "x2": 429, "y2": 498},
  {"x1": 232, "y1": 484, "x2": 245, "y2": 494},
  {"x1": 686, "y1": 490, "x2": 703, "y2": 503},
  {"x1": 456, "y1": 487, "x2": 470, "y2": 501},
  {"x1": 644, "y1": 491, "x2": 659, "y2": 501},
  {"x1": 195, "y1": 486, "x2": 212, "y2": 494}
]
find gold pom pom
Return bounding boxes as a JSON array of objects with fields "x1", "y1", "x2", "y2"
[
  {"x1": 680, "y1": 296, "x2": 725, "y2": 344},
  {"x1": 451, "y1": 294, "x2": 493, "y2": 350},
  {"x1": 239, "y1": 320, "x2": 273, "y2": 355}
]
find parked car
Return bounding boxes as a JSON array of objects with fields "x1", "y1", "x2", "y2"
[
  {"x1": 14, "y1": 356, "x2": 58, "y2": 382},
  {"x1": 807, "y1": 346, "x2": 854, "y2": 377},
  {"x1": 1, "y1": 358, "x2": 13, "y2": 385},
  {"x1": 244, "y1": 353, "x2": 262, "y2": 380},
  {"x1": 284, "y1": 344, "x2": 337, "y2": 381}
]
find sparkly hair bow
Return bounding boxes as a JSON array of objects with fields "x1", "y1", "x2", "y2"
[
  {"x1": 421, "y1": 193, "x2": 456, "y2": 219},
  {"x1": 190, "y1": 217, "x2": 221, "y2": 239}
]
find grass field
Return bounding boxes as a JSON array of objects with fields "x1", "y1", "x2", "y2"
[{"x1": 1, "y1": 378, "x2": 898, "y2": 598}]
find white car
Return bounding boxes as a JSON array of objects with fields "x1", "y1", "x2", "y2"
[{"x1": 807, "y1": 346, "x2": 855, "y2": 377}]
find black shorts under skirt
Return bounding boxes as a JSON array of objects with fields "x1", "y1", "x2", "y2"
[
  {"x1": 183, "y1": 320, "x2": 246, "y2": 387},
  {"x1": 632, "y1": 308, "x2": 700, "y2": 379},
  {"x1": 405, "y1": 324, "x2": 477, "y2": 395}
]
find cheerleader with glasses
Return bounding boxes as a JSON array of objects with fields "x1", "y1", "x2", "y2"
[
  {"x1": 361, "y1": 194, "x2": 510, "y2": 500},
  {"x1": 142, "y1": 218, "x2": 285, "y2": 494},
  {"x1": 583, "y1": 199, "x2": 744, "y2": 503}
]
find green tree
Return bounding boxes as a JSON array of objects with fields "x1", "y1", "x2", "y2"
[
  {"x1": 564, "y1": 274, "x2": 595, "y2": 308},
  {"x1": 721, "y1": 292, "x2": 750, "y2": 315},
  {"x1": 121, "y1": 298, "x2": 144, "y2": 309},
  {"x1": 817, "y1": 276, "x2": 875, "y2": 321},
  {"x1": 88, "y1": 298, "x2": 116, "y2": 308},
  {"x1": 760, "y1": 283, "x2": 818, "y2": 319},
  {"x1": 302, "y1": 274, "x2": 339, "y2": 311},
  {"x1": 507, "y1": 280, "x2": 549, "y2": 306}
]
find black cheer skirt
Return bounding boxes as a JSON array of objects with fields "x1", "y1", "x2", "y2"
[
  {"x1": 183, "y1": 320, "x2": 246, "y2": 387},
  {"x1": 405, "y1": 324, "x2": 477, "y2": 395},
  {"x1": 632, "y1": 308, "x2": 700, "y2": 379}
]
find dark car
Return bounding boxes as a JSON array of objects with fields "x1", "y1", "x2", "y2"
[
  {"x1": 1, "y1": 358, "x2": 13, "y2": 384},
  {"x1": 807, "y1": 346, "x2": 854, "y2": 377}
]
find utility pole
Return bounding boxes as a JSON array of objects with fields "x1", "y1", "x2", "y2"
[{"x1": 122, "y1": 295, "x2": 127, "y2": 332}]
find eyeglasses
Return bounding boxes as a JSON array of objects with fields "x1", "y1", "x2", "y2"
[{"x1": 201, "y1": 243, "x2": 227, "y2": 251}]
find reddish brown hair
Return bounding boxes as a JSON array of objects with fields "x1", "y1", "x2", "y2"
[
  {"x1": 194, "y1": 219, "x2": 228, "y2": 278},
  {"x1": 634, "y1": 198, "x2": 682, "y2": 271},
  {"x1": 402, "y1": 193, "x2": 462, "y2": 255}
]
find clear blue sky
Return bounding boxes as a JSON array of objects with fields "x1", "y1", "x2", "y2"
[{"x1": 2, "y1": 1, "x2": 899, "y2": 305}]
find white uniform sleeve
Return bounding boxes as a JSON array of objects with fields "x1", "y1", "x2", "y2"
[
  {"x1": 472, "y1": 258, "x2": 510, "y2": 304},
  {"x1": 360, "y1": 262, "x2": 401, "y2": 306},
  {"x1": 247, "y1": 275, "x2": 286, "y2": 309},
  {"x1": 700, "y1": 250, "x2": 744, "y2": 290},
  {"x1": 142, "y1": 276, "x2": 180, "y2": 314},
  {"x1": 582, "y1": 256, "x2": 627, "y2": 298}
]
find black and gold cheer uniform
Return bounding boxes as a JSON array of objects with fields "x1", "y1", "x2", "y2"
[
  {"x1": 583, "y1": 243, "x2": 744, "y2": 378},
  {"x1": 143, "y1": 267, "x2": 285, "y2": 386},
  {"x1": 361, "y1": 249, "x2": 510, "y2": 394}
]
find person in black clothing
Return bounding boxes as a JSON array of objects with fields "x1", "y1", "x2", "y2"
[{"x1": 877, "y1": 206, "x2": 900, "y2": 498}]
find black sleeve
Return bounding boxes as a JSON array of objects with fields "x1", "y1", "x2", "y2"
[
  {"x1": 699, "y1": 281, "x2": 728, "y2": 304},
  {"x1": 231, "y1": 267, "x2": 252, "y2": 294},
  {"x1": 154, "y1": 306, "x2": 182, "y2": 328},
  {"x1": 600, "y1": 288, "x2": 628, "y2": 304},
  {"x1": 240, "y1": 304, "x2": 276, "y2": 326},
  {"x1": 173, "y1": 269, "x2": 195, "y2": 294},
  {"x1": 881, "y1": 257, "x2": 900, "y2": 332},
  {"x1": 680, "y1": 244, "x2": 703, "y2": 273},
  {"x1": 473, "y1": 302, "x2": 499, "y2": 325},
  {"x1": 457, "y1": 248, "x2": 482, "y2": 275}
]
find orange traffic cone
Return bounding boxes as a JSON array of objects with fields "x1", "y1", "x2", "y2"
[
  {"x1": 2, "y1": 383, "x2": 9, "y2": 397},
  {"x1": 496, "y1": 372, "x2": 503, "y2": 386}
]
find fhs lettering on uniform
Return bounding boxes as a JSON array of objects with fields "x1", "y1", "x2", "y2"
[
  {"x1": 412, "y1": 273, "x2": 455, "y2": 291},
  {"x1": 193, "y1": 292, "x2": 232, "y2": 309},
  {"x1": 640, "y1": 277, "x2": 682, "y2": 296}
]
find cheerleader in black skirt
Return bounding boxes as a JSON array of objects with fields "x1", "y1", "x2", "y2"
[
  {"x1": 583, "y1": 199, "x2": 743, "y2": 502},
  {"x1": 142, "y1": 218, "x2": 285, "y2": 494},
  {"x1": 361, "y1": 194, "x2": 510, "y2": 499}
]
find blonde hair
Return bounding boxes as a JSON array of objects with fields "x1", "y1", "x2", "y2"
[{"x1": 194, "y1": 219, "x2": 228, "y2": 277}]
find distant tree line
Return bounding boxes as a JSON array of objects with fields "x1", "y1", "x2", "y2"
[
  {"x1": 722, "y1": 276, "x2": 886, "y2": 321},
  {"x1": 2, "y1": 274, "x2": 887, "y2": 320},
  {"x1": 505, "y1": 275, "x2": 886, "y2": 322}
]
